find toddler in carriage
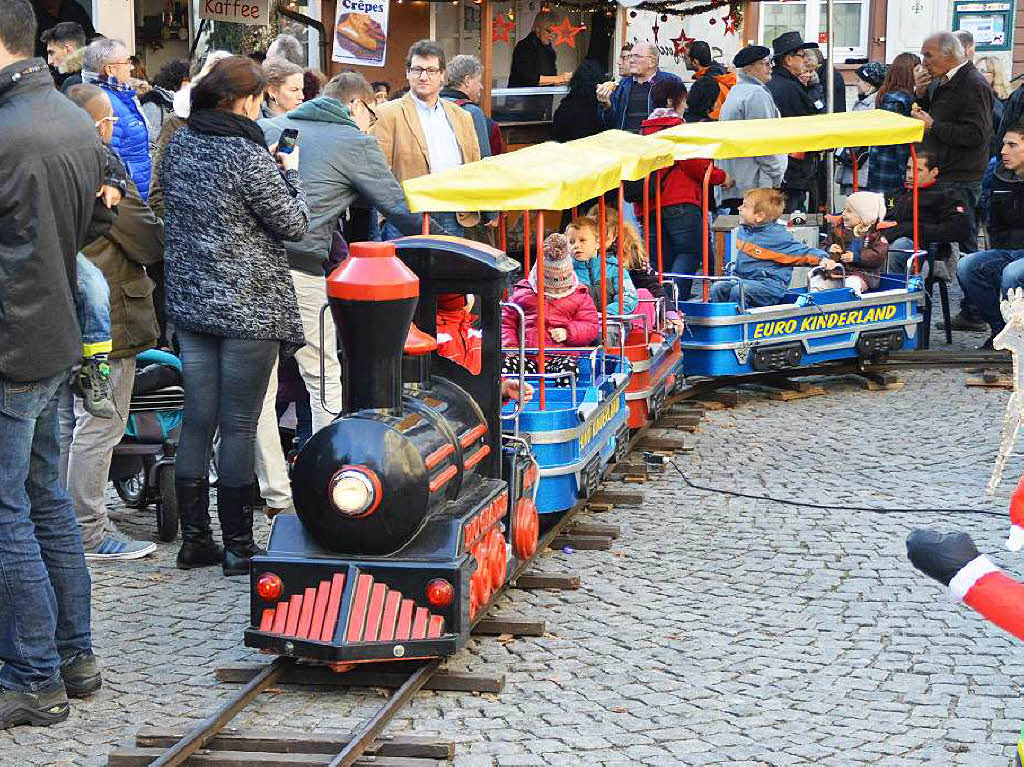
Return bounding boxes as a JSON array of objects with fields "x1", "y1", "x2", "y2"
[
  {"x1": 712, "y1": 188, "x2": 837, "y2": 307},
  {"x1": 599, "y1": 207, "x2": 684, "y2": 335},
  {"x1": 567, "y1": 214, "x2": 639, "y2": 318},
  {"x1": 501, "y1": 232, "x2": 600, "y2": 385},
  {"x1": 816, "y1": 191, "x2": 890, "y2": 295}
]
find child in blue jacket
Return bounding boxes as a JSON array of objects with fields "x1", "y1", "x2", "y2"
[
  {"x1": 567, "y1": 214, "x2": 639, "y2": 317},
  {"x1": 712, "y1": 188, "x2": 837, "y2": 307}
]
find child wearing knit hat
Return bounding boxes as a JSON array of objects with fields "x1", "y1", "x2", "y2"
[
  {"x1": 820, "y1": 191, "x2": 891, "y2": 295},
  {"x1": 501, "y1": 233, "x2": 601, "y2": 352}
]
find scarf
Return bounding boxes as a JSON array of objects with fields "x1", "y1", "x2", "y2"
[
  {"x1": 188, "y1": 108, "x2": 267, "y2": 149},
  {"x1": 286, "y1": 97, "x2": 359, "y2": 129}
]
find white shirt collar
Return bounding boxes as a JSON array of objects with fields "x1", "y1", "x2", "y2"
[
  {"x1": 943, "y1": 60, "x2": 967, "y2": 82},
  {"x1": 411, "y1": 92, "x2": 442, "y2": 112}
]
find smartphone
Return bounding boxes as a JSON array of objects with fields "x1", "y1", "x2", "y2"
[{"x1": 277, "y1": 128, "x2": 299, "y2": 154}]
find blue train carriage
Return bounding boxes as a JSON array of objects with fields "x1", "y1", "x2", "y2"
[
  {"x1": 654, "y1": 110, "x2": 928, "y2": 376},
  {"x1": 678, "y1": 270, "x2": 923, "y2": 376},
  {"x1": 245, "y1": 237, "x2": 544, "y2": 666},
  {"x1": 501, "y1": 343, "x2": 632, "y2": 514}
]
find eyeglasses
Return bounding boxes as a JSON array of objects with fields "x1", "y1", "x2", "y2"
[
  {"x1": 106, "y1": 60, "x2": 132, "y2": 66},
  {"x1": 94, "y1": 116, "x2": 118, "y2": 127},
  {"x1": 409, "y1": 66, "x2": 442, "y2": 78}
]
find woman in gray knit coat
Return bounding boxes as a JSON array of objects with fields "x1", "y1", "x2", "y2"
[{"x1": 159, "y1": 56, "x2": 310, "y2": 576}]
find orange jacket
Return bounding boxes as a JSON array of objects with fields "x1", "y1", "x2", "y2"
[{"x1": 695, "y1": 64, "x2": 737, "y2": 120}]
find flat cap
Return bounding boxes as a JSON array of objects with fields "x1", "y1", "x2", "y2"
[{"x1": 733, "y1": 45, "x2": 771, "y2": 68}]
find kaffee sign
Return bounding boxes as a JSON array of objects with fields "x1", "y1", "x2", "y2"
[{"x1": 199, "y1": 0, "x2": 270, "y2": 25}]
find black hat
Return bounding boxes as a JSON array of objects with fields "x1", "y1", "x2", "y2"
[
  {"x1": 855, "y1": 61, "x2": 886, "y2": 88},
  {"x1": 733, "y1": 44, "x2": 771, "y2": 68},
  {"x1": 771, "y1": 31, "x2": 818, "y2": 59}
]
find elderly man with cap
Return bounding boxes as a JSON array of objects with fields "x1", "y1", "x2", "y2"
[
  {"x1": 765, "y1": 31, "x2": 821, "y2": 212},
  {"x1": 717, "y1": 45, "x2": 787, "y2": 213}
]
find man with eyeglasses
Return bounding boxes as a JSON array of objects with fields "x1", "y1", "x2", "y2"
[
  {"x1": 598, "y1": 41, "x2": 682, "y2": 133},
  {"x1": 82, "y1": 37, "x2": 152, "y2": 202},
  {"x1": 372, "y1": 39, "x2": 482, "y2": 239},
  {"x1": 765, "y1": 31, "x2": 821, "y2": 212}
]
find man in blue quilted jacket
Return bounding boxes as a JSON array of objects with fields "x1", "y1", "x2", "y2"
[{"x1": 81, "y1": 38, "x2": 151, "y2": 201}]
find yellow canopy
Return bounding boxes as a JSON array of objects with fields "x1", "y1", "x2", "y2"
[
  {"x1": 563, "y1": 130, "x2": 676, "y2": 181},
  {"x1": 403, "y1": 141, "x2": 623, "y2": 213},
  {"x1": 657, "y1": 110, "x2": 924, "y2": 160}
]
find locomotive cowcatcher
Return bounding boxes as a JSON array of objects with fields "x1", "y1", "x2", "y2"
[{"x1": 244, "y1": 237, "x2": 542, "y2": 665}]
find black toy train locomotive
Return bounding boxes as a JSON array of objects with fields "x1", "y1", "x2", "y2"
[{"x1": 245, "y1": 237, "x2": 541, "y2": 664}]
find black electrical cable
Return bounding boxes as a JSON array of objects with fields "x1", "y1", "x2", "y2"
[{"x1": 662, "y1": 459, "x2": 1005, "y2": 517}]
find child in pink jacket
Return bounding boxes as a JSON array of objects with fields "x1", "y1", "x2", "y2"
[{"x1": 502, "y1": 233, "x2": 600, "y2": 351}]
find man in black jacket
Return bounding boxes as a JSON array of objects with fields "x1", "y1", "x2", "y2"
[
  {"x1": 885, "y1": 150, "x2": 971, "y2": 273},
  {"x1": 957, "y1": 124, "x2": 1024, "y2": 345},
  {"x1": 0, "y1": 0, "x2": 105, "y2": 728},
  {"x1": 765, "y1": 31, "x2": 820, "y2": 212}
]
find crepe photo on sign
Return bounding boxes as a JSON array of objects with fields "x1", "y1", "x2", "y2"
[{"x1": 333, "y1": 0, "x2": 388, "y2": 66}]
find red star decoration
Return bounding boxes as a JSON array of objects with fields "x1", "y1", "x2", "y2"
[
  {"x1": 652, "y1": 17, "x2": 660, "y2": 43},
  {"x1": 670, "y1": 28, "x2": 694, "y2": 57},
  {"x1": 722, "y1": 15, "x2": 737, "y2": 35},
  {"x1": 492, "y1": 12, "x2": 515, "y2": 45},
  {"x1": 550, "y1": 17, "x2": 586, "y2": 48}
]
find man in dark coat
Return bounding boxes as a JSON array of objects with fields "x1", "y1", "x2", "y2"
[
  {"x1": 765, "y1": 31, "x2": 820, "y2": 212},
  {"x1": 913, "y1": 30, "x2": 993, "y2": 330},
  {"x1": 0, "y1": 0, "x2": 105, "y2": 728}
]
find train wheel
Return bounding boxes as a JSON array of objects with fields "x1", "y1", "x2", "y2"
[
  {"x1": 513, "y1": 499, "x2": 539, "y2": 560},
  {"x1": 473, "y1": 541, "x2": 492, "y2": 606},
  {"x1": 488, "y1": 529, "x2": 507, "y2": 591}
]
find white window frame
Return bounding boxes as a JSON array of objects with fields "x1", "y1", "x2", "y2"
[{"x1": 758, "y1": 0, "x2": 870, "y2": 62}]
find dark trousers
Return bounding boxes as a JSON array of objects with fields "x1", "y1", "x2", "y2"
[
  {"x1": 649, "y1": 203, "x2": 709, "y2": 300},
  {"x1": 943, "y1": 179, "x2": 983, "y2": 317},
  {"x1": 175, "y1": 330, "x2": 279, "y2": 487}
]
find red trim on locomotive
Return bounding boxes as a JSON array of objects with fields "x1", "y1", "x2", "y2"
[
  {"x1": 429, "y1": 465, "x2": 458, "y2": 493},
  {"x1": 463, "y1": 444, "x2": 491, "y2": 469},
  {"x1": 424, "y1": 443, "x2": 455, "y2": 470},
  {"x1": 459, "y1": 423, "x2": 488, "y2": 447}
]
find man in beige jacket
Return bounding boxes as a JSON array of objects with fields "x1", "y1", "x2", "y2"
[{"x1": 372, "y1": 39, "x2": 481, "y2": 238}]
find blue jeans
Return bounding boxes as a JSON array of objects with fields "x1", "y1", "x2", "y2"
[
  {"x1": 711, "y1": 276, "x2": 786, "y2": 308},
  {"x1": 0, "y1": 372, "x2": 92, "y2": 691},
  {"x1": 886, "y1": 237, "x2": 916, "y2": 274},
  {"x1": 956, "y1": 248, "x2": 1024, "y2": 333},
  {"x1": 649, "y1": 204, "x2": 708, "y2": 301},
  {"x1": 176, "y1": 330, "x2": 280, "y2": 487},
  {"x1": 75, "y1": 254, "x2": 110, "y2": 352},
  {"x1": 382, "y1": 212, "x2": 461, "y2": 241}
]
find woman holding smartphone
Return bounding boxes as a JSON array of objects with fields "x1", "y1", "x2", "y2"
[{"x1": 158, "y1": 56, "x2": 309, "y2": 577}]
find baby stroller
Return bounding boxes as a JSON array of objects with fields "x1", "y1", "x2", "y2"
[{"x1": 109, "y1": 349, "x2": 183, "y2": 542}]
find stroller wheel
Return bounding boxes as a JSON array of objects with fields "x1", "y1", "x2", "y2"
[
  {"x1": 155, "y1": 464, "x2": 179, "y2": 542},
  {"x1": 114, "y1": 470, "x2": 147, "y2": 508}
]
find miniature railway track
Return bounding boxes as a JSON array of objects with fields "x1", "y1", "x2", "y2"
[{"x1": 107, "y1": 413, "x2": 682, "y2": 767}]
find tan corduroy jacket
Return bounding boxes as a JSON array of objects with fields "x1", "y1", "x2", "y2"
[{"x1": 371, "y1": 93, "x2": 482, "y2": 226}]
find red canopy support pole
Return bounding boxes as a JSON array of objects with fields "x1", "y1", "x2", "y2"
[
  {"x1": 599, "y1": 196, "x2": 607, "y2": 343},
  {"x1": 499, "y1": 213, "x2": 507, "y2": 252},
  {"x1": 481, "y1": 0, "x2": 493, "y2": 118},
  {"x1": 422, "y1": 213, "x2": 430, "y2": 236},
  {"x1": 617, "y1": 183, "x2": 625, "y2": 313},
  {"x1": 655, "y1": 169, "x2": 663, "y2": 280},
  {"x1": 523, "y1": 210, "x2": 531, "y2": 273},
  {"x1": 642, "y1": 175, "x2": 650, "y2": 264},
  {"x1": 911, "y1": 144, "x2": 920, "y2": 260},
  {"x1": 536, "y1": 211, "x2": 546, "y2": 409},
  {"x1": 701, "y1": 164, "x2": 712, "y2": 301},
  {"x1": 851, "y1": 152, "x2": 859, "y2": 194}
]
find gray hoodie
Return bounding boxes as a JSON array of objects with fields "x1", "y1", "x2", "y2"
[
  {"x1": 717, "y1": 71, "x2": 788, "y2": 202},
  {"x1": 260, "y1": 97, "x2": 427, "y2": 275}
]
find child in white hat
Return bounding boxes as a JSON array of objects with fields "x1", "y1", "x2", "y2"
[{"x1": 821, "y1": 191, "x2": 891, "y2": 295}]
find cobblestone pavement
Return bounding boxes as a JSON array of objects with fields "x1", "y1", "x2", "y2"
[{"x1": 8, "y1": 326, "x2": 1024, "y2": 766}]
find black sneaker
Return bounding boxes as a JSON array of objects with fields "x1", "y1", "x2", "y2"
[
  {"x1": 60, "y1": 652, "x2": 102, "y2": 698},
  {"x1": 980, "y1": 335, "x2": 996, "y2": 350},
  {"x1": 0, "y1": 680, "x2": 69, "y2": 729}
]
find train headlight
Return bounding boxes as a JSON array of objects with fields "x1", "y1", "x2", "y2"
[
  {"x1": 328, "y1": 466, "x2": 381, "y2": 517},
  {"x1": 255, "y1": 572, "x2": 283, "y2": 601}
]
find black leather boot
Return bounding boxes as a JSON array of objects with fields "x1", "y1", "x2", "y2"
[
  {"x1": 175, "y1": 478, "x2": 224, "y2": 570},
  {"x1": 218, "y1": 483, "x2": 266, "y2": 577}
]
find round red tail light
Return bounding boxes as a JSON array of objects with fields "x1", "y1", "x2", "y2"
[
  {"x1": 426, "y1": 578, "x2": 454, "y2": 608},
  {"x1": 256, "y1": 572, "x2": 283, "y2": 601}
]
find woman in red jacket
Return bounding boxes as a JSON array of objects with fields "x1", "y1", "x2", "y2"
[
  {"x1": 640, "y1": 79, "x2": 732, "y2": 300},
  {"x1": 501, "y1": 233, "x2": 600, "y2": 360}
]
